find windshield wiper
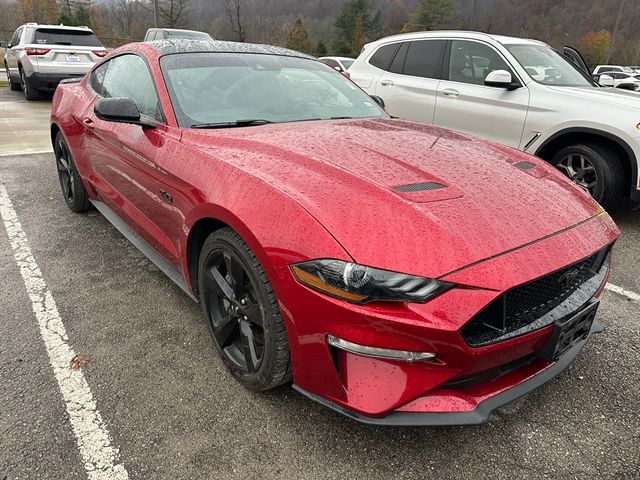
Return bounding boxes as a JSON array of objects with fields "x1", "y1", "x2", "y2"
[
  {"x1": 330, "y1": 116, "x2": 355, "y2": 120},
  {"x1": 191, "y1": 119, "x2": 273, "y2": 129}
]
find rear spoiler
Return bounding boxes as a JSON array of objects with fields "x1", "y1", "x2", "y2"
[{"x1": 59, "y1": 77, "x2": 83, "y2": 85}]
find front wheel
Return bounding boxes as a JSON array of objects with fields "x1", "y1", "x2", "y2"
[
  {"x1": 198, "y1": 228, "x2": 291, "y2": 391},
  {"x1": 550, "y1": 143, "x2": 625, "y2": 209},
  {"x1": 6, "y1": 64, "x2": 20, "y2": 91}
]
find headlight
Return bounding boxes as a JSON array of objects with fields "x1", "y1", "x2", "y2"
[{"x1": 291, "y1": 259, "x2": 454, "y2": 304}]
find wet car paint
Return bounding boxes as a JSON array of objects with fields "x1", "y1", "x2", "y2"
[{"x1": 50, "y1": 41, "x2": 620, "y2": 422}]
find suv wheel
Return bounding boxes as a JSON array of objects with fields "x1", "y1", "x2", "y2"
[
  {"x1": 550, "y1": 143, "x2": 625, "y2": 209},
  {"x1": 5, "y1": 64, "x2": 21, "y2": 91},
  {"x1": 20, "y1": 68, "x2": 40, "y2": 101}
]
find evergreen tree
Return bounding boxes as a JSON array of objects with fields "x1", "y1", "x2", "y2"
[
  {"x1": 286, "y1": 18, "x2": 312, "y2": 54},
  {"x1": 409, "y1": 0, "x2": 456, "y2": 31},
  {"x1": 315, "y1": 40, "x2": 328, "y2": 56},
  {"x1": 334, "y1": 0, "x2": 382, "y2": 55}
]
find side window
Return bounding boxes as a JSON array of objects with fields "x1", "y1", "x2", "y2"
[
  {"x1": 149, "y1": 31, "x2": 157, "y2": 41},
  {"x1": 403, "y1": 40, "x2": 446, "y2": 79},
  {"x1": 323, "y1": 59, "x2": 339, "y2": 69},
  {"x1": 369, "y1": 43, "x2": 399, "y2": 70},
  {"x1": 100, "y1": 54, "x2": 163, "y2": 120},
  {"x1": 11, "y1": 27, "x2": 22, "y2": 47},
  {"x1": 89, "y1": 62, "x2": 108, "y2": 95},
  {"x1": 388, "y1": 42, "x2": 409, "y2": 74},
  {"x1": 448, "y1": 40, "x2": 512, "y2": 86}
]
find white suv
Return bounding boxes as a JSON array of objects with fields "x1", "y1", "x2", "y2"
[
  {"x1": 349, "y1": 31, "x2": 640, "y2": 208},
  {"x1": 2, "y1": 23, "x2": 106, "y2": 100}
]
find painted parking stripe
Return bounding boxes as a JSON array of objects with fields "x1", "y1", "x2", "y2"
[
  {"x1": 605, "y1": 283, "x2": 640, "y2": 302},
  {"x1": 0, "y1": 185, "x2": 129, "y2": 480}
]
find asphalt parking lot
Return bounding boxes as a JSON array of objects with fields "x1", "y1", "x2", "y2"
[{"x1": 0, "y1": 86, "x2": 639, "y2": 480}]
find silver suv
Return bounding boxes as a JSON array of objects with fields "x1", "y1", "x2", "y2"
[{"x1": 2, "y1": 23, "x2": 106, "y2": 100}]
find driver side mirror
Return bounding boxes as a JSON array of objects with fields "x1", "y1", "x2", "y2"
[
  {"x1": 0, "y1": 41, "x2": 9, "y2": 49},
  {"x1": 94, "y1": 97, "x2": 156, "y2": 128},
  {"x1": 484, "y1": 70, "x2": 519, "y2": 90},
  {"x1": 598, "y1": 74, "x2": 615, "y2": 87}
]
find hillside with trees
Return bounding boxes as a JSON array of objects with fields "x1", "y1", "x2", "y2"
[{"x1": 0, "y1": 0, "x2": 638, "y2": 65}]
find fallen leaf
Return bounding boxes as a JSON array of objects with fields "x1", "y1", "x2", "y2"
[{"x1": 70, "y1": 354, "x2": 90, "y2": 370}]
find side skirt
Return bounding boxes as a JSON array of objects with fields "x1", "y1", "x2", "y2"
[{"x1": 90, "y1": 199, "x2": 197, "y2": 302}]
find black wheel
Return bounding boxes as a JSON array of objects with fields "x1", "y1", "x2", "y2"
[
  {"x1": 550, "y1": 143, "x2": 625, "y2": 209},
  {"x1": 20, "y1": 68, "x2": 40, "y2": 100},
  {"x1": 5, "y1": 64, "x2": 20, "y2": 91},
  {"x1": 54, "y1": 132, "x2": 91, "y2": 213},
  {"x1": 198, "y1": 228, "x2": 291, "y2": 390}
]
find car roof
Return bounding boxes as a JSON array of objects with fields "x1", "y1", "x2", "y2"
[
  {"x1": 364, "y1": 30, "x2": 547, "y2": 47},
  {"x1": 154, "y1": 28, "x2": 207, "y2": 34},
  {"x1": 320, "y1": 56, "x2": 354, "y2": 61},
  {"x1": 146, "y1": 39, "x2": 314, "y2": 59}
]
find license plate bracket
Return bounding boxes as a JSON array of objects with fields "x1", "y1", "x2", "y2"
[{"x1": 538, "y1": 301, "x2": 599, "y2": 362}]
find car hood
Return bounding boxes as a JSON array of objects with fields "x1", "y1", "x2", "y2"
[
  {"x1": 546, "y1": 85, "x2": 640, "y2": 108},
  {"x1": 182, "y1": 119, "x2": 604, "y2": 279}
]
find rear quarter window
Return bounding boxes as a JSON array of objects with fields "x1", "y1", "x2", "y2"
[
  {"x1": 369, "y1": 43, "x2": 400, "y2": 70},
  {"x1": 34, "y1": 29, "x2": 102, "y2": 47}
]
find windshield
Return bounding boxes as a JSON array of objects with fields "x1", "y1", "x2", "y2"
[
  {"x1": 161, "y1": 52, "x2": 387, "y2": 128},
  {"x1": 33, "y1": 28, "x2": 102, "y2": 47},
  {"x1": 506, "y1": 44, "x2": 597, "y2": 87}
]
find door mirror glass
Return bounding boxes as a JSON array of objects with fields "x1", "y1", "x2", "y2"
[
  {"x1": 484, "y1": 69, "x2": 515, "y2": 89},
  {"x1": 94, "y1": 97, "x2": 156, "y2": 128},
  {"x1": 599, "y1": 74, "x2": 615, "y2": 87}
]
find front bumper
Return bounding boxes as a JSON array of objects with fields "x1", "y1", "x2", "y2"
[
  {"x1": 295, "y1": 320, "x2": 603, "y2": 426},
  {"x1": 273, "y1": 213, "x2": 619, "y2": 424}
]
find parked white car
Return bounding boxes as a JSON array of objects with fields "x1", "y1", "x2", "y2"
[
  {"x1": 592, "y1": 65, "x2": 635, "y2": 75},
  {"x1": 598, "y1": 71, "x2": 640, "y2": 88},
  {"x1": 349, "y1": 31, "x2": 640, "y2": 208},
  {"x1": 2, "y1": 23, "x2": 106, "y2": 100},
  {"x1": 318, "y1": 56, "x2": 355, "y2": 74}
]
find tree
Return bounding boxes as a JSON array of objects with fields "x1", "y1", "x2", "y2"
[
  {"x1": 579, "y1": 30, "x2": 611, "y2": 67},
  {"x1": 225, "y1": 0, "x2": 247, "y2": 42},
  {"x1": 16, "y1": 0, "x2": 58, "y2": 24},
  {"x1": 315, "y1": 40, "x2": 327, "y2": 56},
  {"x1": 159, "y1": 0, "x2": 188, "y2": 28},
  {"x1": 408, "y1": 0, "x2": 456, "y2": 31},
  {"x1": 334, "y1": 0, "x2": 382, "y2": 55},
  {"x1": 285, "y1": 18, "x2": 312, "y2": 53}
]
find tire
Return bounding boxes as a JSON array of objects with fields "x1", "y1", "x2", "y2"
[
  {"x1": 198, "y1": 228, "x2": 291, "y2": 391},
  {"x1": 550, "y1": 143, "x2": 625, "y2": 209},
  {"x1": 20, "y1": 67, "x2": 40, "y2": 100},
  {"x1": 54, "y1": 132, "x2": 91, "y2": 213},
  {"x1": 5, "y1": 64, "x2": 21, "y2": 91}
]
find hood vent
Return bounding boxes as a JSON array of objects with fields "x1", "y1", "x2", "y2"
[
  {"x1": 515, "y1": 161, "x2": 536, "y2": 170},
  {"x1": 393, "y1": 182, "x2": 446, "y2": 192}
]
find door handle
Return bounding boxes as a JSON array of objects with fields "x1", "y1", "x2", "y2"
[
  {"x1": 82, "y1": 117, "x2": 95, "y2": 129},
  {"x1": 380, "y1": 80, "x2": 395, "y2": 87},
  {"x1": 442, "y1": 88, "x2": 460, "y2": 98}
]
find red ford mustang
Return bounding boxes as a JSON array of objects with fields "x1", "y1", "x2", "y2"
[{"x1": 50, "y1": 40, "x2": 620, "y2": 425}]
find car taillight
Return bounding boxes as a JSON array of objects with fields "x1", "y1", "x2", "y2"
[
  {"x1": 341, "y1": 71, "x2": 351, "y2": 79},
  {"x1": 92, "y1": 50, "x2": 107, "y2": 58},
  {"x1": 25, "y1": 48, "x2": 50, "y2": 56}
]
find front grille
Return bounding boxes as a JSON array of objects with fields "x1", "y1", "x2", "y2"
[{"x1": 461, "y1": 247, "x2": 610, "y2": 347}]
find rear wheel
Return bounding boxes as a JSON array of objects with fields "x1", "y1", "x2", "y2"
[
  {"x1": 198, "y1": 228, "x2": 291, "y2": 391},
  {"x1": 5, "y1": 63, "x2": 20, "y2": 91},
  {"x1": 20, "y1": 68, "x2": 40, "y2": 100},
  {"x1": 54, "y1": 132, "x2": 91, "y2": 213},
  {"x1": 550, "y1": 143, "x2": 625, "y2": 209}
]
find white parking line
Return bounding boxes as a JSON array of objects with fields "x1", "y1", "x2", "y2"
[
  {"x1": 606, "y1": 283, "x2": 640, "y2": 302},
  {"x1": 0, "y1": 185, "x2": 129, "y2": 480}
]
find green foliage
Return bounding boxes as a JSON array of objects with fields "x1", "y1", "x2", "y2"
[
  {"x1": 334, "y1": 0, "x2": 382, "y2": 56},
  {"x1": 579, "y1": 30, "x2": 611, "y2": 67},
  {"x1": 315, "y1": 40, "x2": 328, "y2": 56},
  {"x1": 59, "y1": 5, "x2": 91, "y2": 28},
  {"x1": 286, "y1": 18, "x2": 312, "y2": 53},
  {"x1": 408, "y1": 0, "x2": 456, "y2": 32}
]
